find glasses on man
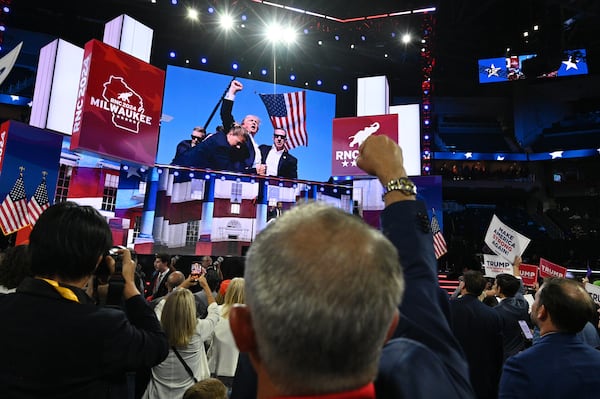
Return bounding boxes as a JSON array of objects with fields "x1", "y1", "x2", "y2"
[
  {"x1": 191, "y1": 135, "x2": 202, "y2": 141},
  {"x1": 274, "y1": 134, "x2": 287, "y2": 140}
]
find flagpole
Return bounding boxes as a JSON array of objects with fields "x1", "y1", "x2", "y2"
[
  {"x1": 272, "y1": 42, "x2": 277, "y2": 94},
  {"x1": 203, "y1": 76, "x2": 237, "y2": 131}
]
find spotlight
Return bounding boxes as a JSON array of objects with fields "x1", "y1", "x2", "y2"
[
  {"x1": 169, "y1": 51, "x2": 176, "y2": 58},
  {"x1": 207, "y1": 6, "x2": 214, "y2": 13},
  {"x1": 317, "y1": 40, "x2": 323, "y2": 46},
  {"x1": 201, "y1": 57, "x2": 207, "y2": 64},
  {"x1": 342, "y1": 84, "x2": 349, "y2": 91},
  {"x1": 316, "y1": 79, "x2": 322, "y2": 86},
  {"x1": 232, "y1": 63, "x2": 238, "y2": 70},
  {"x1": 261, "y1": 69, "x2": 267, "y2": 75},
  {"x1": 289, "y1": 74, "x2": 296, "y2": 81},
  {"x1": 334, "y1": 35, "x2": 340, "y2": 41},
  {"x1": 219, "y1": 14, "x2": 235, "y2": 30},
  {"x1": 187, "y1": 8, "x2": 199, "y2": 20}
]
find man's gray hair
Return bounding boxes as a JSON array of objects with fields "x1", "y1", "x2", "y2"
[{"x1": 245, "y1": 201, "x2": 404, "y2": 394}]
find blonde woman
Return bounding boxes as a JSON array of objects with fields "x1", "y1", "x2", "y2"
[
  {"x1": 143, "y1": 275, "x2": 219, "y2": 399},
  {"x1": 208, "y1": 277, "x2": 245, "y2": 390}
]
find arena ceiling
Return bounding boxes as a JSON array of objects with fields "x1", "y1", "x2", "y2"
[{"x1": 3, "y1": 0, "x2": 600, "y2": 115}]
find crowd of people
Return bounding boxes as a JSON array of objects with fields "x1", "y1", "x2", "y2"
[
  {"x1": 171, "y1": 80, "x2": 298, "y2": 180},
  {"x1": 1, "y1": 136, "x2": 599, "y2": 399}
]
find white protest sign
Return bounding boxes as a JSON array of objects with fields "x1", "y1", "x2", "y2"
[
  {"x1": 484, "y1": 215, "x2": 531, "y2": 262},
  {"x1": 482, "y1": 254, "x2": 513, "y2": 278},
  {"x1": 585, "y1": 283, "x2": 600, "y2": 306}
]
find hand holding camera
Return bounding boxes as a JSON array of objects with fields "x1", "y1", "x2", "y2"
[{"x1": 104, "y1": 246, "x2": 139, "y2": 299}]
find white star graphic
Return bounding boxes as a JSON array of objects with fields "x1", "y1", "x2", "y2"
[
  {"x1": 351, "y1": 160, "x2": 357, "y2": 167},
  {"x1": 549, "y1": 151, "x2": 563, "y2": 159},
  {"x1": 341, "y1": 160, "x2": 349, "y2": 167},
  {"x1": 464, "y1": 152, "x2": 473, "y2": 159},
  {"x1": 562, "y1": 57, "x2": 578, "y2": 70},
  {"x1": 496, "y1": 155, "x2": 505, "y2": 161},
  {"x1": 126, "y1": 166, "x2": 141, "y2": 178},
  {"x1": 597, "y1": 148, "x2": 600, "y2": 154},
  {"x1": 486, "y1": 64, "x2": 501, "y2": 77},
  {"x1": 10, "y1": 95, "x2": 20, "y2": 101}
]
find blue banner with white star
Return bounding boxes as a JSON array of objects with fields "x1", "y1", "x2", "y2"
[{"x1": 478, "y1": 49, "x2": 588, "y2": 84}]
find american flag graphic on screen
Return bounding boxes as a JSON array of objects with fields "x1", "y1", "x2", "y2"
[
  {"x1": 259, "y1": 91, "x2": 307, "y2": 150},
  {"x1": 431, "y1": 210, "x2": 448, "y2": 259},
  {"x1": 27, "y1": 174, "x2": 50, "y2": 226},
  {"x1": 0, "y1": 171, "x2": 29, "y2": 235}
]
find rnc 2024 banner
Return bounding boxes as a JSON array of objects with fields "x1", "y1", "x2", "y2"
[{"x1": 70, "y1": 39, "x2": 165, "y2": 166}]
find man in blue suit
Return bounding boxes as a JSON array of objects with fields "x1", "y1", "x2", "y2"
[
  {"x1": 499, "y1": 277, "x2": 600, "y2": 398},
  {"x1": 258, "y1": 128, "x2": 297, "y2": 179},
  {"x1": 172, "y1": 125, "x2": 248, "y2": 172},
  {"x1": 220, "y1": 79, "x2": 264, "y2": 175},
  {"x1": 450, "y1": 270, "x2": 504, "y2": 399}
]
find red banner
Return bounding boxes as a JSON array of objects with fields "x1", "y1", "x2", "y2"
[
  {"x1": 331, "y1": 114, "x2": 398, "y2": 176},
  {"x1": 539, "y1": 258, "x2": 567, "y2": 279},
  {"x1": 70, "y1": 39, "x2": 165, "y2": 166},
  {"x1": 519, "y1": 263, "x2": 539, "y2": 286}
]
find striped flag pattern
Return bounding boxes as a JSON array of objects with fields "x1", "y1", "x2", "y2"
[
  {"x1": 431, "y1": 211, "x2": 448, "y2": 259},
  {"x1": 258, "y1": 91, "x2": 308, "y2": 150},
  {"x1": 0, "y1": 173, "x2": 29, "y2": 235},
  {"x1": 27, "y1": 176, "x2": 50, "y2": 226}
]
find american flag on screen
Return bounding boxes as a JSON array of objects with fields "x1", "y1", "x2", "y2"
[
  {"x1": 258, "y1": 91, "x2": 308, "y2": 150},
  {"x1": 27, "y1": 173, "x2": 50, "y2": 226},
  {"x1": 0, "y1": 170, "x2": 29, "y2": 235},
  {"x1": 431, "y1": 210, "x2": 448, "y2": 259}
]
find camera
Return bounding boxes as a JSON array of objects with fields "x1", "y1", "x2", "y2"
[
  {"x1": 95, "y1": 246, "x2": 129, "y2": 307},
  {"x1": 95, "y1": 246, "x2": 126, "y2": 282},
  {"x1": 107, "y1": 246, "x2": 124, "y2": 275}
]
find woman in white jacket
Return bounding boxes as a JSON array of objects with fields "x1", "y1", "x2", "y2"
[
  {"x1": 208, "y1": 277, "x2": 245, "y2": 390},
  {"x1": 144, "y1": 275, "x2": 220, "y2": 399}
]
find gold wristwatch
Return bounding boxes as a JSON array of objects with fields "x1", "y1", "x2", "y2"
[{"x1": 382, "y1": 177, "x2": 417, "y2": 198}]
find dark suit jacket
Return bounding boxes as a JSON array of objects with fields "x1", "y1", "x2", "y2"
[
  {"x1": 450, "y1": 294, "x2": 504, "y2": 399},
  {"x1": 220, "y1": 98, "x2": 257, "y2": 173},
  {"x1": 0, "y1": 277, "x2": 169, "y2": 399},
  {"x1": 172, "y1": 139, "x2": 192, "y2": 164},
  {"x1": 500, "y1": 332, "x2": 600, "y2": 398},
  {"x1": 494, "y1": 293, "x2": 531, "y2": 360},
  {"x1": 172, "y1": 131, "x2": 245, "y2": 173},
  {"x1": 374, "y1": 201, "x2": 475, "y2": 399},
  {"x1": 258, "y1": 144, "x2": 298, "y2": 179},
  {"x1": 148, "y1": 269, "x2": 172, "y2": 300},
  {"x1": 230, "y1": 201, "x2": 475, "y2": 399}
]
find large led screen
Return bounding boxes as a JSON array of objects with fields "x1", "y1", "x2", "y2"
[
  {"x1": 478, "y1": 48, "x2": 588, "y2": 84},
  {"x1": 157, "y1": 66, "x2": 336, "y2": 183}
]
